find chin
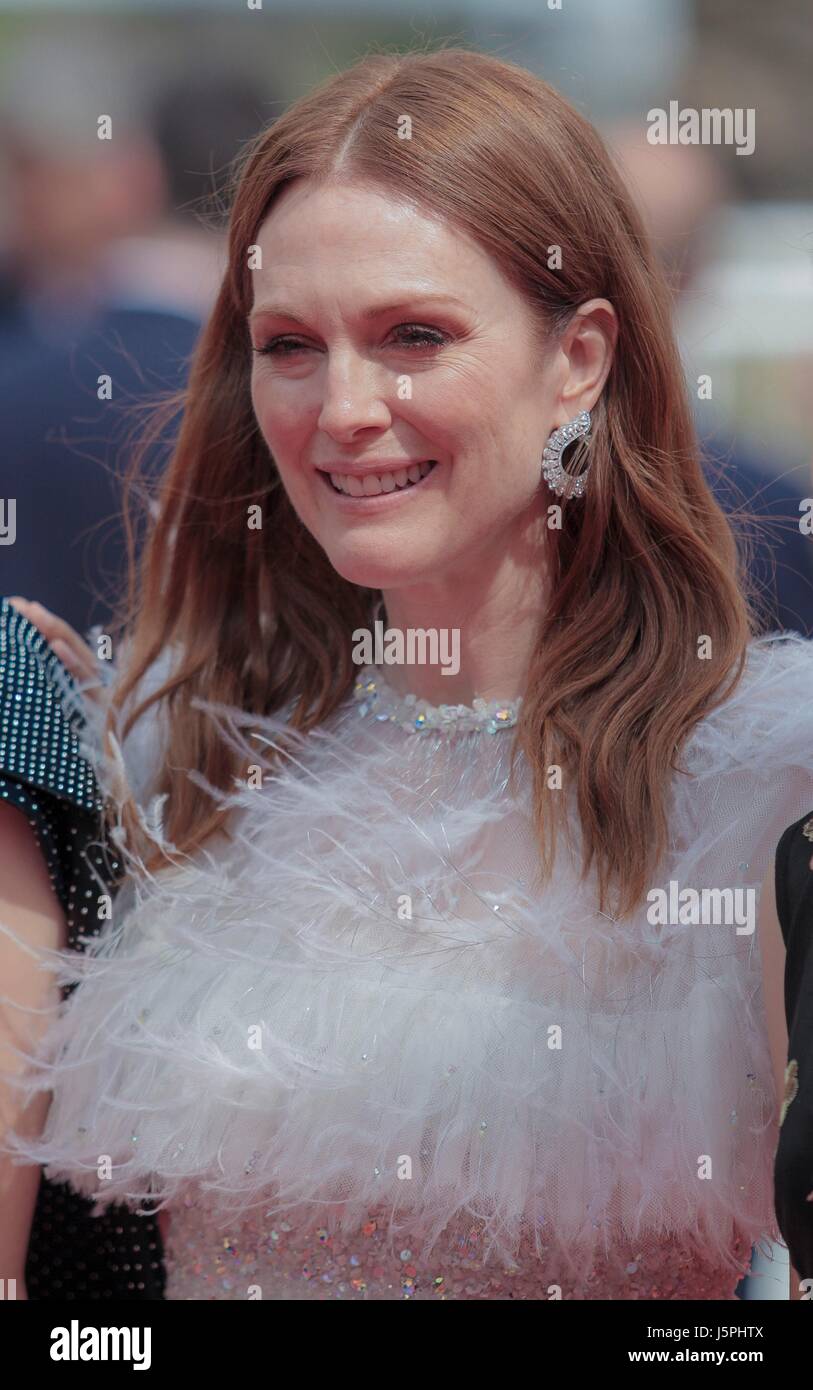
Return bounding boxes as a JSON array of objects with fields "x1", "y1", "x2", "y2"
[{"x1": 321, "y1": 537, "x2": 432, "y2": 592}]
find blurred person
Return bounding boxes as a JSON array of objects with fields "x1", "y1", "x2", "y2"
[
  {"x1": 0, "y1": 36, "x2": 165, "y2": 338},
  {"x1": 3, "y1": 47, "x2": 813, "y2": 1304},
  {"x1": 100, "y1": 71, "x2": 268, "y2": 324},
  {"x1": 0, "y1": 33, "x2": 204, "y2": 636},
  {"x1": 608, "y1": 124, "x2": 813, "y2": 638}
]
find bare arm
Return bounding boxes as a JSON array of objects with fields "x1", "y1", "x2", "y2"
[
  {"x1": 758, "y1": 861, "x2": 803, "y2": 1300},
  {"x1": 0, "y1": 801, "x2": 67, "y2": 1298}
]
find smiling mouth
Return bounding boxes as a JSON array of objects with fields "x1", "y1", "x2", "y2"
[{"x1": 322, "y1": 460, "x2": 438, "y2": 497}]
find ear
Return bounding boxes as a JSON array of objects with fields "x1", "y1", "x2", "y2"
[{"x1": 553, "y1": 299, "x2": 618, "y2": 426}]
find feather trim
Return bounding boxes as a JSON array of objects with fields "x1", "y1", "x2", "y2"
[{"x1": 5, "y1": 633, "x2": 813, "y2": 1274}]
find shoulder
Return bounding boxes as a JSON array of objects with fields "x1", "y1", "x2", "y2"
[
  {"x1": 726, "y1": 633, "x2": 813, "y2": 725},
  {"x1": 678, "y1": 634, "x2": 813, "y2": 780},
  {"x1": 0, "y1": 596, "x2": 100, "y2": 812},
  {"x1": 666, "y1": 635, "x2": 813, "y2": 912}
]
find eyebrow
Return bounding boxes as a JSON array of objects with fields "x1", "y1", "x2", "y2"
[{"x1": 247, "y1": 293, "x2": 468, "y2": 326}]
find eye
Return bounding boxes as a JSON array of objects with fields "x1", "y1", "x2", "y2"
[
  {"x1": 389, "y1": 324, "x2": 449, "y2": 350},
  {"x1": 252, "y1": 337, "x2": 308, "y2": 358},
  {"x1": 251, "y1": 323, "x2": 451, "y2": 358}
]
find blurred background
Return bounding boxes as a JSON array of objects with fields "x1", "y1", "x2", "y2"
[
  {"x1": 0, "y1": 0, "x2": 810, "y2": 1299},
  {"x1": 1, "y1": 0, "x2": 811, "y2": 639}
]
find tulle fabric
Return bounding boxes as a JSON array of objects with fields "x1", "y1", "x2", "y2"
[{"x1": 5, "y1": 632, "x2": 813, "y2": 1293}]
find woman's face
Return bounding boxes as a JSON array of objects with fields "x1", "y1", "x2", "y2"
[{"x1": 248, "y1": 177, "x2": 565, "y2": 591}]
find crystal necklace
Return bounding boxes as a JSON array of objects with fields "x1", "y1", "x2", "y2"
[{"x1": 353, "y1": 664, "x2": 523, "y2": 735}]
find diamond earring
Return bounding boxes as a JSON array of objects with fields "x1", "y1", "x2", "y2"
[{"x1": 541, "y1": 410, "x2": 592, "y2": 499}]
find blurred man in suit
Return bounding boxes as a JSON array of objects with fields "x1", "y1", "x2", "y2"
[{"x1": 608, "y1": 124, "x2": 813, "y2": 637}]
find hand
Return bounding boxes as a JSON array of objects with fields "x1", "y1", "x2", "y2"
[{"x1": 8, "y1": 598, "x2": 104, "y2": 703}]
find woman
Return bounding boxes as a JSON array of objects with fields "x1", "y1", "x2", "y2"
[{"x1": 3, "y1": 46, "x2": 813, "y2": 1300}]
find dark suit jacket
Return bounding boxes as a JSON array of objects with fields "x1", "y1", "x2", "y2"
[{"x1": 0, "y1": 293, "x2": 200, "y2": 635}]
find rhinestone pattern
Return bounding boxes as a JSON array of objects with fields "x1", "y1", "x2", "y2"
[
  {"x1": 0, "y1": 598, "x2": 100, "y2": 812},
  {"x1": 0, "y1": 596, "x2": 165, "y2": 1299},
  {"x1": 353, "y1": 665, "x2": 522, "y2": 734},
  {"x1": 541, "y1": 410, "x2": 592, "y2": 499}
]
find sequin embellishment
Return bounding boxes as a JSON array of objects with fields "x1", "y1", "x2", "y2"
[
  {"x1": 353, "y1": 665, "x2": 522, "y2": 735},
  {"x1": 161, "y1": 1187, "x2": 753, "y2": 1301}
]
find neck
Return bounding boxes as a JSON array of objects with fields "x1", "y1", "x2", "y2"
[{"x1": 376, "y1": 545, "x2": 548, "y2": 706}]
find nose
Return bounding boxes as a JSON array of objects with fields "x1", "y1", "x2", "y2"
[{"x1": 316, "y1": 348, "x2": 392, "y2": 441}]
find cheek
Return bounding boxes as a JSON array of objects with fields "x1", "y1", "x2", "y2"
[
  {"x1": 250, "y1": 375, "x2": 272, "y2": 443},
  {"x1": 251, "y1": 378, "x2": 312, "y2": 468},
  {"x1": 251, "y1": 375, "x2": 282, "y2": 441},
  {"x1": 249, "y1": 385, "x2": 313, "y2": 513}
]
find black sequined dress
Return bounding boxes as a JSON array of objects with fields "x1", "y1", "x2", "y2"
[
  {"x1": 773, "y1": 811, "x2": 813, "y2": 1282},
  {"x1": 0, "y1": 596, "x2": 165, "y2": 1299}
]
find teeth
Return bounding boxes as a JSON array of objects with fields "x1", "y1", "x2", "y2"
[{"x1": 328, "y1": 461, "x2": 436, "y2": 496}]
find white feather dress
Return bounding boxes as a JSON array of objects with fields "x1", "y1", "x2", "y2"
[{"x1": 6, "y1": 634, "x2": 813, "y2": 1300}]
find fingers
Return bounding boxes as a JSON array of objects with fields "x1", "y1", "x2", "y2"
[
  {"x1": 10, "y1": 599, "x2": 87, "y2": 658},
  {"x1": 7, "y1": 598, "x2": 103, "y2": 696}
]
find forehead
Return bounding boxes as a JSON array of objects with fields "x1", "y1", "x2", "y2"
[{"x1": 250, "y1": 178, "x2": 503, "y2": 305}]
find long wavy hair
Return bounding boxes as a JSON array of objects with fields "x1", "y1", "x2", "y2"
[{"x1": 104, "y1": 44, "x2": 757, "y2": 919}]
